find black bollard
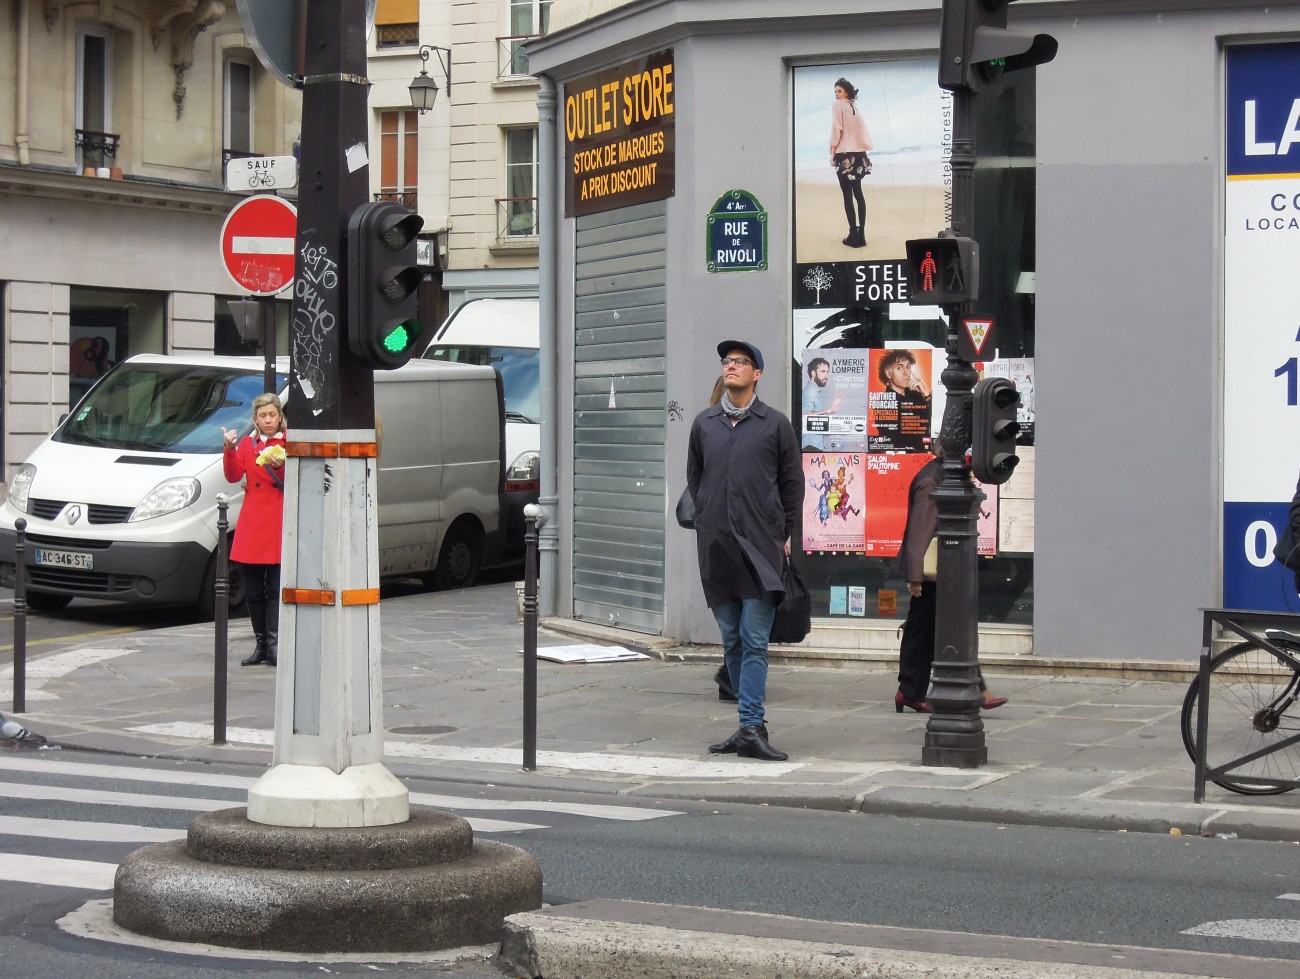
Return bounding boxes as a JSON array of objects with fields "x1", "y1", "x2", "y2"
[
  {"x1": 213, "y1": 496, "x2": 229, "y2": 745},
  {"x1": 12, "y1": 518, "x2": 27, "y2": 714},
  {"x1": 522, "y1": 506, "x2": 540, "y2": 772}
]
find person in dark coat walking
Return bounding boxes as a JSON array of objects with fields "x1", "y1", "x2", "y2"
[
  {"x1": 893, "y1": 440, "x2": 1006, "y2": 712},
  {"x1": 688, "y1": 340, "x2": 803, "y2": 760}
]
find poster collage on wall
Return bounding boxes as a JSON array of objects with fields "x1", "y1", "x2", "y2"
[{"x1": 791, "y1": 59, "x2": 1021, "y2": 616}]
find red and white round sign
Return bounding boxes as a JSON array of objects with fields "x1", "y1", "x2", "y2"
[{"x1": 220, "y1": 195, "x2": 298, "y2": 296}]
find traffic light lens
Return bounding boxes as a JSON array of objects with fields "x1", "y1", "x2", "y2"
[{"x1": 380, "y1": 319, "x2": 422, "y2": 355}]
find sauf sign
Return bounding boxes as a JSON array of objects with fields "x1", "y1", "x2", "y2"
[
  {"x1": 1222, "y1": 41, "x2": 1300, "y2": 613},
  {"x1": 563, "y1": 50, "x2": 675, "y2": 217}
]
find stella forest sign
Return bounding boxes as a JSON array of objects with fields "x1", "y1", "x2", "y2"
[{"x1": 563, "y1": 50, "x2": 675, "y2": 218}]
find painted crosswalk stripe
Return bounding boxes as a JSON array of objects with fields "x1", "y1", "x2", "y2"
[
  {"x1": 0, "y1": 815, "x2": 182, "y2": 844},
  {"x1": 0, "y1": 646, "x2": 135, "y2": 702},
  {"x1": 1182, "y1": 919, "x2": 1300, "y2": 943},
  {"x1": 0, "y1": 853, "x2": 116, "y2": 890},
  {"x1": 0, "y1": 782, "x2": 545, "y2": 834},
  {"x1": 130, "y1": 721, "x2": 805, "y2": 778},
  {"x1": 0, "y1": 756, "x2": 682, "y2": 821}
]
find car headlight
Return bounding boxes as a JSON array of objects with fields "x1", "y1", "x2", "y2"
[
  {"x1": 129, "y1": 477, "x2": 201, "y2": 521},
  {"x1": 7, "y1": 464, "x2": 36, "y2": 513},
  {"x1": 505, "y1": 450, "x2": 540, "y2": 491}
]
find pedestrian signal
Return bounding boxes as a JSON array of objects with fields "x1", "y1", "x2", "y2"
[
  {"x1": 971, "y1": 376, "x2": 1020, "y2": 484},
  {"x1": 905, "y1": 236, "x2": 978, "y2": 305},
  {"x1": 346, "y1": 201, "x2": 425, "y2": 370},
  {"x1": 939, "y1": 0, "x2": 1058, "y2": 96}
]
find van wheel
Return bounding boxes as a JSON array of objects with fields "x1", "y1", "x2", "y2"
[
  {"x1": 196, "y1": 551, "x2": 247, "y2": 620},
  {"x1": 24, "y1": 591, "x2": 73, "y2": 613},
  {"x1": 433, "y1": 522, "x2": 482, "y2": 590}
]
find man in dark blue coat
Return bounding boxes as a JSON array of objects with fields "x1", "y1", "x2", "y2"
[{"x1": 687, "y1": 340, "x2": 803, "y2": 761}]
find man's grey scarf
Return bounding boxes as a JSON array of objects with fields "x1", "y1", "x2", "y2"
[{"x1": 719, "y1": 391, "x2": 752, "y2": 421}]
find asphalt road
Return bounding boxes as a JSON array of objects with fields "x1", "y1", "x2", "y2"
[{"x1": 2, "y1": 747, "x2": 1298, "y2": 976}]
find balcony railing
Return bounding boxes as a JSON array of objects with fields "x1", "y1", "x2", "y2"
[
  {"x1": 497, "y1": 34, "x2": 542, "y2": 79},
  {"x1": 497, "y1": 197, "x2": 538, "y2": 239},
  {"x1": 375, "y1": 190, "x2": 418, "y2": 211},
  {"x1": 75, "y1": 129, "x2": 120, "y2": 170}
]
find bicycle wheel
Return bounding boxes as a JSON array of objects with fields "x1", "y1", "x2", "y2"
[{"x1": 1181, "y1": 640, "x2": 1300, "y2": 795}]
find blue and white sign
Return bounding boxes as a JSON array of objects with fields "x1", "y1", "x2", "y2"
[
  {"x1": 1223, "y1": 42, "x2": 1300, "y2": 612},
  {"x1": 706, "y1": 190, "x2": 767, "y2": 272}
]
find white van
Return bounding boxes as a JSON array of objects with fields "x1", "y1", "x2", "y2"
[
  {"x1": 0, "y1": 354, "x2": 505, "y2": 615},
  {"x1": 421, "y1": 297, "x2": 539, "y2": 556}
]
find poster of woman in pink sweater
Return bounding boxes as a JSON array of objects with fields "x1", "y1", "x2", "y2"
[{"x1": 829, "y1": 77, "x2": 874, "y2": 249}]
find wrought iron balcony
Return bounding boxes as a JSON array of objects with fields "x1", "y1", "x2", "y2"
[
  {"x1": 497, "y1": 197, "x2": 538, "y2": 239},
  {"x1": 375, "y1": 190, "x2": 418, "y2": 210},
  {"x1": 497, "y1": 34, "x2": 542, "y2": 79},
  {"x1": 75, "y1": 129, "x2": 120, "y2": 170}
]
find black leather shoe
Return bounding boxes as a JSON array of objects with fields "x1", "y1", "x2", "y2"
[
  {"x1": 736, "y1": 724, "x2": 788, "y2": 761},
  {"x1": 241, "y1": 645, "x2": 267, "y2": 667},
  {"x1": 714, "y1": 665, "x2": 737, "y2": 702},
  {"x1": 708, "y1": 723, "x2": 767, "y2": 754}
]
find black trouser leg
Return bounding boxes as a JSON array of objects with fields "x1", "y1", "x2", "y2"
[
  {"x1": 897, "y1": 581, "x2": 936, "y2": 701},
  {"x1": 263, "y1": 564, "x2": 281, "y2": 666}
]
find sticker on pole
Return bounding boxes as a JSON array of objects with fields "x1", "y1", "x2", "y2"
[{"x1": 220, "y1": 194, "x2": 297, "y2": 296}]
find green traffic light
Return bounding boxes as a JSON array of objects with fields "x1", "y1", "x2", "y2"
[{"x1": 381, "y1": 319, "x2": 421, "y2": 355}]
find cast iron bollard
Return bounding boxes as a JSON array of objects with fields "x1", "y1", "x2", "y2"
[
  {"x1": 213, "y1": 495, "x2": 229, "y2": 745},
  {"x1": 11, "y1": 518, "x2": 27, "y2": 714},
  {"x1": 521, "y1": 504, "x2": 542, "y2": 772}
]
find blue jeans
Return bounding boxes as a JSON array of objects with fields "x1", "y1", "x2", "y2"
[{"x1": 712, "y1": 594, "x2": 777, "y2": 728}]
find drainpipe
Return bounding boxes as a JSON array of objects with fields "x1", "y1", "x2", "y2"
[
  {"x1": 536, "y1": 74, "x2": 559, "y2": 617},
  {"x1": 15, "y1": 0, "x2": 31, "y2": 165}
]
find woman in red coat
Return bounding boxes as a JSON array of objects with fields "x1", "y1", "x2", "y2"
[{"x1": 222, "y1": 393, "x2": 287, "y2": 666}]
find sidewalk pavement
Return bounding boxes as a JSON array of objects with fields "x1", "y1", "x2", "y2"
[
  {"x1": 9, "y1": 580, "x2": 1300, "y2": 978},
  {"x1": 7, "y1": 580, "x2": 1299, "y2": 842}
]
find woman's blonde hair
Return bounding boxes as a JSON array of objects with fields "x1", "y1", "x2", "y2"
[{"x1": 251, "y1": 393, "x2": 285, "y2": 432}]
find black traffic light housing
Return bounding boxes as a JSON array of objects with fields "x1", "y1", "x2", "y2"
[
  {"x1": 971, "y1": 376, "x2": 1020, "y2": 484},
  {"x1": 347, "y1": 200, "x2": 425, "y2": 370},
  {"x1": 938, "y1": 0, "x2": 1057, "y2": 95},
  {"x1": 905, "y1": 235, "x2": 979, "y2": 305}
]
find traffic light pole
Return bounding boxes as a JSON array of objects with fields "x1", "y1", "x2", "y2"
[
  {"x1": 247, "y1": 0, "x2": 408, "y2": 826},
  {"x1": 924, "y1": 87, "x2": 988, "y2": 768}
]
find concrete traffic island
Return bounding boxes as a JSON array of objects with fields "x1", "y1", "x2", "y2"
[{"x1": 113, "y1": 806, "x2": 542, "y2": 953}]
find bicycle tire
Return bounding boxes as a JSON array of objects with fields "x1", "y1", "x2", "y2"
[{"x1": 1181, "y1": 640, "x2": 1300, "y2": 795}]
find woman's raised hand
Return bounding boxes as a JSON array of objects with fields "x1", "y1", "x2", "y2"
[{"x1": 221, "y1": 427, "x2": 238, "y2": 449}]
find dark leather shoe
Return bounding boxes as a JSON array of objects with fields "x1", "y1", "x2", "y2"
[
  {"x1": 708, "y1": 723, "x2": 767, "y2": 754},
  {"x1": 736, "y1": 724, "x2": 788, "y2": 761},
  {"x1": 714, "y1": 665, "x2": 737, "y2": 702},
  {"x1": 241, "y1": 647, "x2": 267, "y2": 667},
  {"x1": 895, "y1": 691, "x2": 932, "y2": 713}
]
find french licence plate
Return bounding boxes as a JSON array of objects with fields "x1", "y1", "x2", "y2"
[{"x1": 33, "y1": 548, "x2": 93, "y2": 570}]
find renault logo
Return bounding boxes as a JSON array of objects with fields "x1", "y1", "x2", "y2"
[{"x1": 65, "y1": 505, "x2": 82, "y2": 525}]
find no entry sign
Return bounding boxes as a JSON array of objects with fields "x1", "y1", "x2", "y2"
[{"x1": 220, "y1": 194, "x2": 297, "y2": 295}]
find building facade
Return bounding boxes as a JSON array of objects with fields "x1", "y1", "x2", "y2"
[{"x1": 527, "y1": 0, "x2": 1300, "y2": 662}]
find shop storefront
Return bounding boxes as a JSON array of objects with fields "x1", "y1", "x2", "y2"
[{"x1": 529, "y1": 1, "x2": 1300, "y2": 663}]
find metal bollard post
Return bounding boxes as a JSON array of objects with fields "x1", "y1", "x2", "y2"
[
  {"x1": 521, "y1": 504, "x2": 542, "y2": 772},
  {"x1": 213, "y1": 495, "x2": 229, "y2": 745},
  {"x1": 12, "y1": 518, "x2": 27, "y2": 714}
]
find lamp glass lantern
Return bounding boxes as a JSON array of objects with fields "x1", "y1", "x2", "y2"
[{"x1": 410, "y1": 45, "x2": 451, "y2": 114}]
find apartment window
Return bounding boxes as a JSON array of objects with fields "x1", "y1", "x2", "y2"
[
  {"x1": 375, "y1": 0, "x2": 418, "y2": 47},
  {"x1": 501, "y1": 127, "x2": 538, "y2": 238},
  {"x1": 501, "y1": 0, "x2": 552, "y2": 77},
  {"x1": 224, "y1": 58, "x2": 254, "y2": 157},
  {"x1": 76, "y1": 28, "x2": 114, "y2": 170},
  {"x1": 378, "y1": 109, "x2": 419, "y2": 211}
]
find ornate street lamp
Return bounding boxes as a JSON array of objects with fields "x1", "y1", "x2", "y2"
[{"x1": 409, "y1": 45, "x2": 452, "y2": 113}]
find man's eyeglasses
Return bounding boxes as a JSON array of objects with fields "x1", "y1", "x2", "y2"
[{"x1": 720, "y1": 357, "x2": 754, "y2": 368}]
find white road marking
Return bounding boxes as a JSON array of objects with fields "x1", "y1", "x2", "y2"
[
  {"x1": 0, "y1": 853, "x2": 116, "y2": 890},
  {"x1": 0, "y1": 646, "x2": 134, "y2": 703},
  {"x1": 131, "y1": 721, "x2": 805, "y2": 778},
  {"x1": 1281, "y1": 893, "x2": 1300, "y2": 901},
  {"x1": 0, "y1": 814, "x2": 182, "y2": 843},
  {"x1": 0, "y1": 782, "x2": 545, "y2": 834},
  {"x1": 0, "y1": 756, "x2": 682, "y2": 820},
  {"x1": 1182, "y1": 919, "x2": 1300, "y2": 943}
]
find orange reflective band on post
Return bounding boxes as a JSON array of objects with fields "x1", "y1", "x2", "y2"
[
  {"x1": 341, "y1": 588, "x2": 381, "y2": 606},
  {"x1": 339, "y1": 442, "x2": 378, "y2": 458},
  {"x1": 286, "y1": 442, "x2": 338, "y2": 458},
  {"x1": 282, "y1": 588, "x2": 336, "y2": 605}
]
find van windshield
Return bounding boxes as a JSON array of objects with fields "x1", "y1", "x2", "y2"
[
  {"x1": 424, "y1": 345, "x2": 540, "y2": 423},
  {"x1": 56, "y1": 364, "x2": 289, "y2": 453}
]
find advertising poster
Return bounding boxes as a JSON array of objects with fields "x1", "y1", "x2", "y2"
[
  {"x1": 800, "y1": 349, "x2": 868, "y2": 452},
  {"x1": 861, "y1": 453, "x2": 930, "y2": 557},
  {"x1": 802, "y1": 453, "x2": 866, "y2": 553},
  {"x1": 1222, "y1": 43, "x2": 1300, "y2": 612},
  {"x1": 867, "y1": 348, "x2": 933, "y2": 452}
]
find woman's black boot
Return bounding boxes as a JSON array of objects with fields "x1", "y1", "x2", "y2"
[{"x1": 242, "y1": 599, "x2": 268, "y2": 666}]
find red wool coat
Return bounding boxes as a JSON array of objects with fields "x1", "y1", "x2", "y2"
[{"x1": 223, "y1": 432, "x2": 287, "y2": 565}]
